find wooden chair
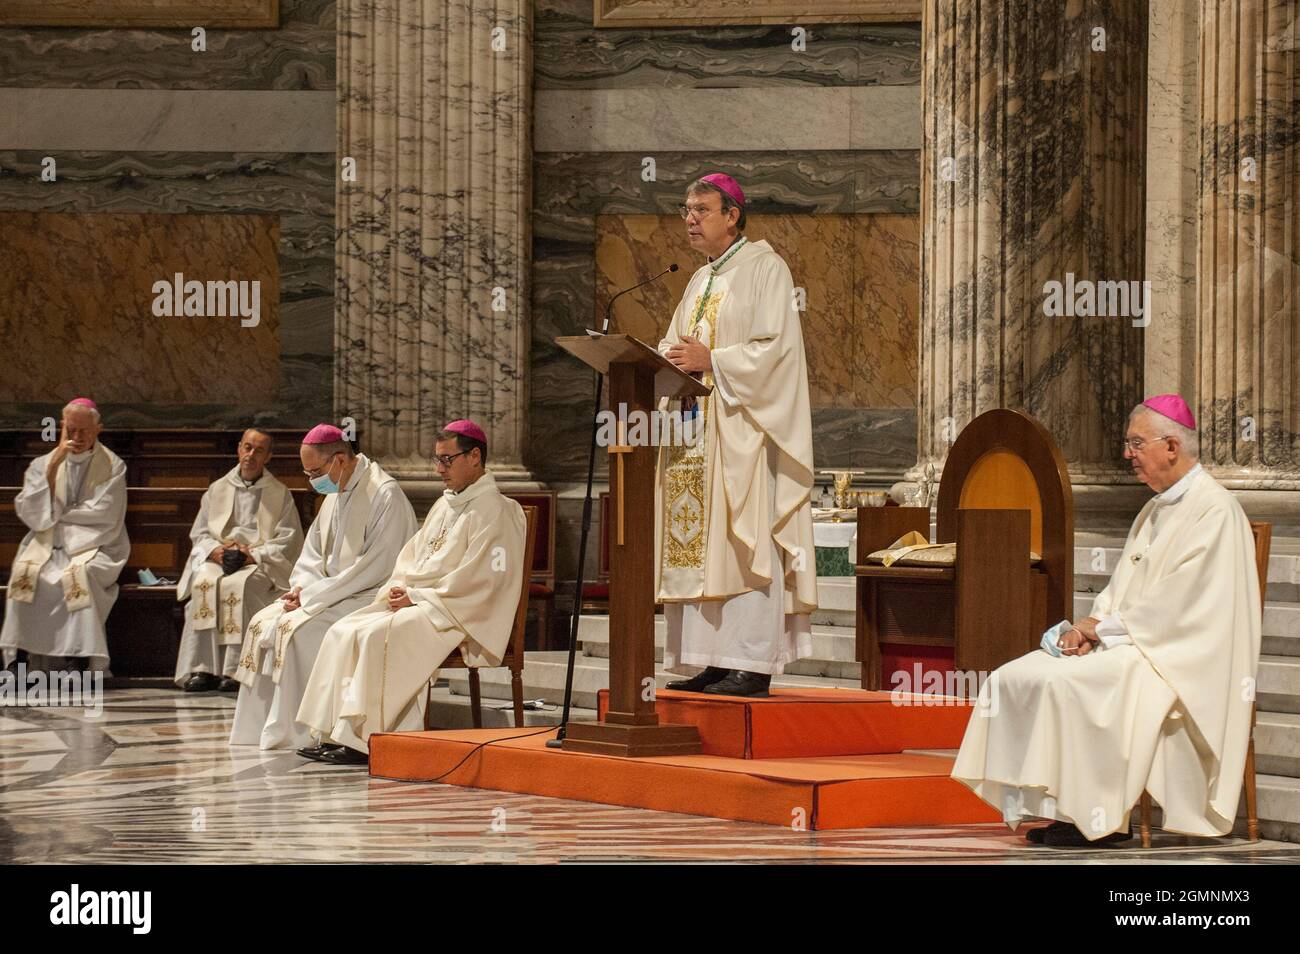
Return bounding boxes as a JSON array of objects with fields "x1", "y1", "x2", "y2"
[
  {"x1": 854, "y1": 409, "x2": 1074, "y2": 689},
  {"x1": 579, "y1": 492, "x2": 613, "y2": 613},
  {"x1": 502, "y1": 490, "x2": 556, "y2": 648},
  {"x1": 425, "y1": 505, "x2": 537, "y2": 730},
  {"x1": 1137, "y1": 520, "x2": 1269, "y2": 847}
]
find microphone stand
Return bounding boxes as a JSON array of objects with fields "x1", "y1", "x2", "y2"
[{"x1": 547, "y1": 264, "x2": 678, "y2": 748}]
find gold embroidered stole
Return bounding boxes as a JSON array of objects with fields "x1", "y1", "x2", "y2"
[{"x1": 658, "y1": 290, "x2": 722, "y2": 600}]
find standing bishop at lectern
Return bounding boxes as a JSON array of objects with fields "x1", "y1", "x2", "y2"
[
  {"x1": 953, "y1": 395, "x2": 1262, "y2": 847},
  {"x1": 655, "y1": 173, "x2": 818, "y2": 699}
]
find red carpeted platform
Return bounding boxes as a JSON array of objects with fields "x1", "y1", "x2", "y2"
[{"x1": 369, "y1": 686, "x2": 998, "y2": 830}]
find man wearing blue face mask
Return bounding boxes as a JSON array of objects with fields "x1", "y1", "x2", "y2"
[{"x1": 229, "y1": 424, "x2": 417, "y2": 750}]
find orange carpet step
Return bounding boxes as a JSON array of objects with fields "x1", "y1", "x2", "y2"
[
  {"x1": 369, "y1": 727, "x2": 1001, "y2": 831},
  {"x1": 596, "y1": 686, "x2": 977, "y2": 759}
]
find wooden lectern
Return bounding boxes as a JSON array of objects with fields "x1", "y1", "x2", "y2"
[{"x1": 555, "y1": 333, "x2": 707, "y2": 757}]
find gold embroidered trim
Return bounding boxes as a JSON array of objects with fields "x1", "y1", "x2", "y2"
[
  {"x1": 221, "y1": 592, "x2": 241, "y2": 635},
  {"x1": 11, "y1": 561, "x2": 37, "y2": 594},
  {"x1": 661, "y1": 290, "x2": 720, "y2": 573},
  {"x1": 195, "y1": 580, "x2": 215, "y2": 619},
  {"x1": 239, "y1": 620, "x2": 263, "y2": 671}
]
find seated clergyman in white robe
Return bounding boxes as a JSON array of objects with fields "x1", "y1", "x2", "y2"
[
  {"x1": 295, "y1": 421, "x2": 525, "y2": 765},
  {"x1": 655, "y1": 173, "x2": 817, "y2": 699},
  {"x1": 228, "y1": 424, "x2": 416, "y2": 750},
  {"x1": 952, "y1": 395, "x2": 1262, "y2": 848},
  {"x1": 174, "y1": 428, "x2": 303, "y2": 692},
  {"x1": 2, "y1": 399, "x2": 129, "y2": 672}
]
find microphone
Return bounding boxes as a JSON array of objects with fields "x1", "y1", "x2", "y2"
[{"x1": 599, "y1": 263, "x2": 679, "y2": 335}]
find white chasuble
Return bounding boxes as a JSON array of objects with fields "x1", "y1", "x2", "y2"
[
  {"x1": 2, "y1": 443, "x2": 129, "y2": 668},
  {"x1": 172, "y1": 468, "x2": 303, "y2": 685},
  {"x1": 653, "y1": 238, "x2": 816, "y2": 675},
  {"x1": 229, "y1": 454, "x2": 416, "y2": 750},
  {"x1": 296, "y1": 472, "x2": 526, "y2": 753},
  {"x1": 952, "y1": 469, "x2": 1262, "y2": 839}
]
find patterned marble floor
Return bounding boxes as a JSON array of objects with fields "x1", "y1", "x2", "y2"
[{"x1": 2, "y1": 688, "x2": 1298, "y2": 864}]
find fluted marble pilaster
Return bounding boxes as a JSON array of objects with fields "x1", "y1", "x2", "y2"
[
  {"x1": 335, "y1": 0, "x2": 533, "y2": 479},
  {"x1": 1198, "y1": 0, "x2": 1300, "y2": 483},
  {"x1": 918, "y1": 0, "x2": 1146, "y2": 482}
]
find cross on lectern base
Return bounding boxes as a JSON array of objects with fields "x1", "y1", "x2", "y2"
[{"x1": 555, "y1": 332, "x2": 707, "y2": 758}]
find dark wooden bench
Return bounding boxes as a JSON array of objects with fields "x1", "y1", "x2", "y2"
[{"x1": 1, "y1": 485, "x2": 321, "y2": 676}]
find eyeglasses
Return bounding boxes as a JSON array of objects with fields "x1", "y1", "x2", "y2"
[
  {"x1": 433, "y1": 451, "x2": 469, "y2": 467},
  {"x1": 1121, "y1": 436, "x2": 1173, "y2": 452},
  {"x1": 302, "y1": 451, "x2": 339, "y2": 478},
  {"x1": 678, "y1": 204, "x2": 721, "y2": 221}
]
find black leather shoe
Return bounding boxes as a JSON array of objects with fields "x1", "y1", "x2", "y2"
[
  {"x1": 1025, "y1": 821, "x2": 1072, "y2": 844},
  {"x1": 217, "y1": 676, "x2": 240, "y2": 693},
  {"x1": 317, "y1": 746, "x2": 369, "y2": 766},
  {"x1": 666, "y1": 666, "x2": 731, "y2": 693},
  {"x1": 296, "y1": 743, "x2": 342, "y2": 761},
  {"x1": 182, "y1": 672, "x2": 219, "y2": 692},
  {"x1": 1043, "y1": 823, "x2": 1134, "y2": 848},
  {"x1": 702, "y1": 670, "x2": 772, "y2": 697}
]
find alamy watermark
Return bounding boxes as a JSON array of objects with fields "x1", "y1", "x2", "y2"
[
  {"x1": 595, "y1": 402, "x2": 702, "y2": 448},
  {"x1": 1042, "y1": 272, "x2": 1151, "y2": 327},
  {"x1": 151, "y1": 272, "x2": 261, "y2": 328},
  {"x1": 0, "y1": 664, "x2": 103, "y2": 717},
  {"x1": 889, "y1": 665, "x2": 999, "y2": 716}
]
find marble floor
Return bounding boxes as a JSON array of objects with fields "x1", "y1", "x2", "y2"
[{"x1": 2, "y1": 688, "x2": 1298, "y2": 865}]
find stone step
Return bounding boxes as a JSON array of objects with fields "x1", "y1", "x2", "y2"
[
  {"x1": 423, "y1": 684, "x2": 594, "y2": 730},
  {"x1": 1257, "y1": 775, "x2": 1300, "y2": 842},
  {"x1": 445, "y1": 651, "x2": 860, "y2": 712},
  {"x1": 1256, "y1": 711, "x2": 1300, "y2": 779},
  {"x1": 1259, "y1": 655, "x2": 1300, "y2": 715}
]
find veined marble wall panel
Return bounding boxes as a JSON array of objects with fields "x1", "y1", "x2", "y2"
[
  {"x1": 0, "y1": 151, "x2": 333, "y2": 428},
  {"x1": 533, "y1": 150, "x2": 920, "y2": 481},
  {"x1": 538, "y1": 0, "x2": 921, "y2": 88},
  {"x1": 531, "y1": 2, "x2": 922, "y2": 485},
  {"x1": 0, "y1": 210, "x2": 280, "y2": 404},
  {"x1": 0, "y1": 0, "x2": 333, "y2": 90},
  {"x1": 594, "y1": 212, "x2": 917, "y2": 409}
]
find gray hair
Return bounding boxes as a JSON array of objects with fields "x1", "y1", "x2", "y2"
[
  {"x1": 62, "y1": 402, "x2": 100, "y2": 425},
  {"x1": 1128, "y1": 403, "x2": 1199, "y2": 460}
]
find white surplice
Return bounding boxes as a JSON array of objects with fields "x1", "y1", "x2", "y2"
[
  {"x1": 655, "y1": 237, "x2": 817, "y2": 675},
  {"x1": 2, "y1": 443, "x2": 129, "y2": 669},
  {"x1": 228, "y1": 454, "x2": 416, "y2": 749},
  {"x1": 296, "y1": 472, "x2": 525, "y2": 753},
  {"x1": 173, "y1": 468, "x2": 303, "y2": 685},
  {"x1": 952, "y1": 465, "x2": 1262, "y2": 839}
]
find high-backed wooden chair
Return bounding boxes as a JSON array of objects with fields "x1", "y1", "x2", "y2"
[
  {"x1": 502, "y1": 490, "x2": 556, "y2": 649},
  {"x1": 424, "y1": 505, "x2": 537, "y2": 730},
  {"x1": 855, "y1": 409, "x2": 1074, "y2": 689},
  {"x1": 1137, "y1": 520, "x2": 1269, "y2": 847}
]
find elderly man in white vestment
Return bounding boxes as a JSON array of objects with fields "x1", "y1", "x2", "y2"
[
  {"x1": 952, "y1": 394, "x2": 1262, "y2": 847},
  {"x1": 174, "y1": 428, "x2": 303, "y2": 692},
  {"x1": 2, "y1": 399, "x2": 128, "y2": 673},
  {"x1": 655, "y1": 172, "x2": 817, "y2": 698},
  {"x1": 228, "y1": 424, "x2": 416, "y2": 750},
  {"x1": 295, "y1": 420, "x2": 525, "y2": 765}
]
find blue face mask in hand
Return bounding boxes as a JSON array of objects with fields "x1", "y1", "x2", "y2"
[{"x1": 1040, "y1": 619, "x2": 1073, "y2": 658}]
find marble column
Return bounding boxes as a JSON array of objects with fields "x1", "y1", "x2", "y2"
[
  {"x1": 1144, "y1": 0, "x2": 1201, "y2": 401},
  {"x1": 1198, "y1": 0, "x2": 1300, "y2": 485},
  {"x1": 917, "y1": 0, "x2": 1146, "y2": 500},
  {"x1": 335, "y1": 0, "x2": 533, "y2": 483}
]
